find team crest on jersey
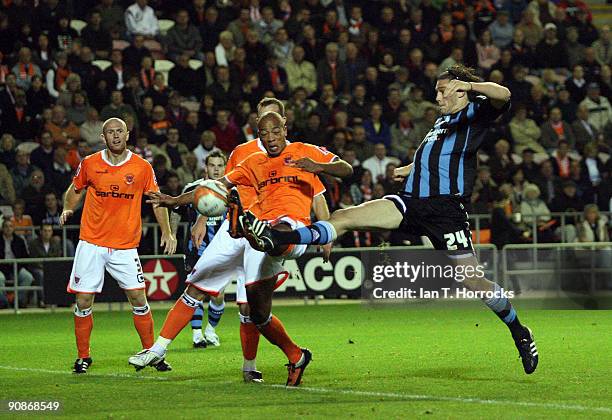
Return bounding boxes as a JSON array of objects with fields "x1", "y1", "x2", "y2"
[
  {"x1": 269, "y1": 170, "x2": 277, "y2": 177},
  {"x1": 284, "y1": 155, "x2": 292, "y2": 164},
  {"x1": 125, "y1": 174, "x2": 135, "y2": 184},
  {"x1": 74, "y1": 276, "x2": 80, "y2": 284}
]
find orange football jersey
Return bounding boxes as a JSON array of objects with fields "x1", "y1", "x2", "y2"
[
  {"x1": 73, "y1": 150, "x2": 159, "y2": 249},
  {"x1": 226, "y1": 139, "x2": 326, "y2": 210},
  {"x1": 225, "y1": 142, "x2": 337, "y2": 224},
  {"x1": 225, "y1": 139, "x2": 262, "y2": 209}
]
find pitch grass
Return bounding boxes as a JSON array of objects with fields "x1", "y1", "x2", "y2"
[{"x1": 1, "y1": 301, "x2": 610, "y2": 419}]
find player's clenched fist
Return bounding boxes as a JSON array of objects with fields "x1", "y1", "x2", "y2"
[{"x1": 59, "y1": 210, "x2": 74, "y2": 227}]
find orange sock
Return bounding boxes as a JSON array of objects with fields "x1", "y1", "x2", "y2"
[
  {"x1": 74, "y1": 314, "x2": 93, "y2": 359},
  {"x1": 240, "y1": 321, "x2": 260, "y2": 361},
  {"x1": 258, "y1": 315, "x2": 302, "y2": 363},
  {"x1": 133, "y1": 310, "x2": 155, "y2": 349},
  {"x1": 159, "y1": 298, "x2": 197, "y2": 340}
]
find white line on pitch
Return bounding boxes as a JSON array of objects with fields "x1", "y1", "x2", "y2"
[
  {"x1": 0, "y1": 365, "x2": 237, "y2": 386},
  {"x1": 269, "y1": 385, "x2": 612, "y2": 414},
  {"x1": 0, "y1": 365, "x2": 169, "y2": 381}
]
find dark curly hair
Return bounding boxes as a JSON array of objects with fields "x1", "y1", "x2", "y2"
[{"x1": 437, "y1": 64, "x2": 482, "y2": 83}]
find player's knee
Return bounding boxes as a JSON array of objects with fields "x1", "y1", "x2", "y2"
[
  {"x1": 75, "y1": 294, "x2": 93, "y2": 310},
  {"x1": 249, "y1": 308, "x2": 270, "y2": 326},
  {"x1": 212, "y1": 294, "x2": 225, "y2": 306},
  {"x1": 126, "y1": 290, "x2": 148, "y2": 307},
  {"x1": 238, "y1": 302, "x2": 250, "y2": 316},
  {"x1": 185, "y1": 285, "x2": 206, "y2": 301}
]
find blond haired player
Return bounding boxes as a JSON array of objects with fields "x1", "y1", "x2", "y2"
[
  {"x1": 130, "y1": 109, "x2": 348, "y2": 386},
  {"x1": 60, "y1": 117, "x2": 177, "y2": 374}
]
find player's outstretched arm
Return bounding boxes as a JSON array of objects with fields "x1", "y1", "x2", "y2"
[
  {"x1": 60, "y1": 183, "x2": 84, "y2": 226},
  {"x1": 145, "y1": 190, "x2": 194, "y2": 208},
  {"x1": 288, "y1": 158, "x2": 353, "y2": 178}
]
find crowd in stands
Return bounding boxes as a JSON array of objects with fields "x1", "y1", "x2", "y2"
[{"x1": 0, "y1": 0, "x2": 611, "y2": 289}]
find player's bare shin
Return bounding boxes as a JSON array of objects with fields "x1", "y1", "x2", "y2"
[
  {"x1": 312, "y1": 194, "x2": 333, "y2": 261},
  {"x1": 329, "y1": 199, "x2": 404, "y2": 238}
]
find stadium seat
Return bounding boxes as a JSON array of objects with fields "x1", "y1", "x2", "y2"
[
  {"x1": 112, "y1": 40, "x2": 130, "y2": 51},
  {"x1": 188, "y1": 59, "x2": 203, "y2": 70},
  {"x1": 154, "y1": 59, "x2": 175, "y2": 84},
  {"x1": 92, "y1": 60, "x2": 112, "y2": 71},
  {"x1": 70, "y1": 19, "x2": 87, "y2": 35},
  {"x1": 158, "y1": 19, "x2": 175, "y2": 36}
]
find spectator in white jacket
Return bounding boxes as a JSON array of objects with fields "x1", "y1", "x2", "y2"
[
  {"x1": 578, "y1": 204, "x2": 610, "y2": 242},
  {"x1": 579, "y1": 83, "x2": 612, "y2": 131},
  {"x1": 214, "y1": 31, "x2": 236, "y2": 67},
  {"x1": 125, "y1": 0, "x2": 159, "y2": 39}
]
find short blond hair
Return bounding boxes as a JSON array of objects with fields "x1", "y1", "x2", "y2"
[{"x1": 102, "y1": 117, "x2": 128, "y2": 133}]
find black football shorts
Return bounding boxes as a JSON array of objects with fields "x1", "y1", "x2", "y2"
[{"x1": 384, "y1": 194, "x2": 475, "y2": 257}]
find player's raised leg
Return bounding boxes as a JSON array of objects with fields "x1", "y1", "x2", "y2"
[{"x1": 244, "y1": 199, "x2": 403, "y2": 251}]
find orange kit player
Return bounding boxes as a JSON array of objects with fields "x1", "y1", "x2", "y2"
[
  {"x1": 226, "y1": 98, "x2": 331, "y2": 382},
  {"x1": 131, "y1": 110, "x2": 351, "y2": 386},
  {"x1": 60, "y1": 117, "x2": 177, "y2": 374}
]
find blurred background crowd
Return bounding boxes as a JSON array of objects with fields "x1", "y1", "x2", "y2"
[{"x1": 0, "y1": 0, "x2": 610, "y2": 263}]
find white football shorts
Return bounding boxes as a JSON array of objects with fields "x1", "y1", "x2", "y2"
[
  {"x1": 187, "y1": 218, "x2": 306, "y2": 298},
  {"x1": 67, "y1": 240, "x2": 145, "y2": 294}
]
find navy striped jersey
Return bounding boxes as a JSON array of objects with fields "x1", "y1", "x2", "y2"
[
  {"x1": 176, "y1": 179, "x2": 227, "y2": 258},
  {"x1": 404, "y1": 96, "x2": 510, "y2": 198}
]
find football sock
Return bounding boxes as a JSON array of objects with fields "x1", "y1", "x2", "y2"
[
  {"x1": 192, "y1": 328, "x2": 204, "y2": 343},
  {"x1": 483, "y1": 283, "x2": 524, "y2": 338},
  {"x1": 190, "y1": 302, "x2": 204, "y2": 330},
  {"x1": 132, "y1": 304, "x2": 154, "y2": 349},
  {"x1": 74, "y1": 305, "x2": 93, "y2": 359},
  {"x1": 256, "y1": 314, "x2": 302, "y2": 364},
  {"x1": 239, "y1": 313, "x2": 260, "y2": 370},
  {"x1": 274, "y1": 221, "x2": 337, "y2": 245},
  {"x1": 207, "y1": 300, "x2": 225, "y2": 328},
  {"x1": 154, "y1": 293, "x2": 200, "y2": 354}
]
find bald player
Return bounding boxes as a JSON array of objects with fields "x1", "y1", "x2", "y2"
[{"x1": 60, "y1": 117, "x2": 177, "y2": 374}]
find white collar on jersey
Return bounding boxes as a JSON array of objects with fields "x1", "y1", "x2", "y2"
[{"x1": 101, "y1": 150, "x2": 133, "y2": 167}]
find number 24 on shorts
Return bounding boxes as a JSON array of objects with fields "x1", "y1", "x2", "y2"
[{"x1": 444, "y1": 230, "x2": 470, "y2": 250}]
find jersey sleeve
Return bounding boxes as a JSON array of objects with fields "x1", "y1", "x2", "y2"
[
  {"x1": 312, "y1": 176, "x2": 326, "y2": 196},
  {"x1": 465, "y1": 95, "x2": 510, "y2": 124},
  {"x1": 225, "y1": 158, "x2": 256, "y2": 187},
  {"x1": 72, "y1": 158, "x2": 89, "y2": 192},
  {"x1": 302, "y1": 144, "x2": 338, "y2": 164},
  {"x1": 225, "y1": 149, "x2": 238, "y2": 174},
  {"x1": 144, "y1": 161, "x2": 160, "y2": 192}
]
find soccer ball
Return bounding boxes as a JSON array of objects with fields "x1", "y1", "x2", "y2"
[{"x1": 193, "y1": 180, "x2": 229, "y2": 217}]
